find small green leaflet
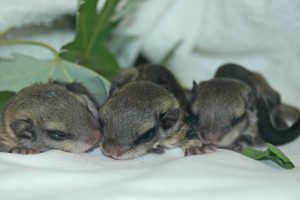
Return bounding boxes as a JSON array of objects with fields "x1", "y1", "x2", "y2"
[
  {"x1": 0, "y1": 54, "x2": 110, "y2": 104},
  {"x1": 241, "y1": 143, "x2": 295, "y2": 169},
  {"x1": 0, "y1": 91, "x2": 15, "y2": 112}
]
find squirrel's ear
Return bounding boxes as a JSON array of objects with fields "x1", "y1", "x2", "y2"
[
  {"x1": 57, "y1": 82, "x2": 99, "y2": 119},
  {"x1": 52, "y1": 81, "x2": 100, "y2": 109},
  {"x1": 160, "y1": 108, "x2": 180, "y2": 130},
  {"x1": 109, "y1": 68, "x2": 138, "y2": 97},
  {"x1": 192, "y1": 81, "x2": 198, "y2": 93},
  {"x1": 10, "y1": 119, "x2": 34, "y2": 139},
  {"x1": 65, "y1": 82, "x2": 99, "y2": 106}
]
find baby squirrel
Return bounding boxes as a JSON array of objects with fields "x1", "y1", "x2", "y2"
[
  {"x1": 189, "y1": 64, "x2": 300, "y2": 151},
  {"x1": 0, "y1": 81, "x2": 101, "y2": 154},
  {"x1": 215, "y1": 63, "x2": 300, "y2": 129},
  {"x1": 99, "y1": 81, "x2": 213, "y2": 160}
]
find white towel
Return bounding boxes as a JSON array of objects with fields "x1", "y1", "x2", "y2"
[{"x1": 0, "y1": 1, "x2": 300, "y2": 200}]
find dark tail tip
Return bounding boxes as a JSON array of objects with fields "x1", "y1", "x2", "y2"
[{"x1": 257, "y1": 96, "x2": 300, "y2": 145}]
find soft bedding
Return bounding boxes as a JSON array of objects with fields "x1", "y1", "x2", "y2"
[
  {"x1": 0, "y1": 142, "x2": 299, "y2": 200},
  {"x1": 0, "y1": 0, "x2": 300, "y2": 200}
]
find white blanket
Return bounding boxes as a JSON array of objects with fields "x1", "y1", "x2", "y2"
[
  {"x1": 0, "y1": 0, "x2": 300, "y2": 200},
  {"x1": 0, "y1": 143, "x2": 299, "y2": 200}
]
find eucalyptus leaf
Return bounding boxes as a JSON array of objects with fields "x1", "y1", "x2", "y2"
[
  {"x1": 0, "y1": 54, "x2": 110, "y2": 104},
  {"x1": 0, "y1": 91, "x2": 15, "y2": 112},
  {"x1": 60, "y1": 0, "x2": 121, "y2": 79},
  {"x1": 241, "y1": 143, "x2": 295, "y2": 169}
]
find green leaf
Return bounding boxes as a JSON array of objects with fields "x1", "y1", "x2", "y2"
[
  {"x1": 0, "y1": 54, "x2": 110, "y2": 104},
  {"x1": 60, "y1": 44, "x2": 120, "y2": 79},
  {"x1": 60, "y1": 0, "x2": 121, "y2": 79},
  {"x1": 241, "y1": 143, "x2": 295, "y2": 169},
  {"x1": 240, "y1": 147, "x2": 269, "y2": 160},
  {"x1": 266, "y1": 143, "x2": 295, "y2": 169},
  {"x1": 0, "y1": 91, "x2": 15, "y2": 112}
]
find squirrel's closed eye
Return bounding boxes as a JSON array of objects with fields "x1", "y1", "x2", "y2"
[
  {"x1": 47, "y1": 130, "x2": 73, "y2": 141},
  {"x1": 230, "y1": 112, "x2": 247, "y2": 127},
  {"x1": 134, "y1": 128, "x2": 156, "y2": 145}
]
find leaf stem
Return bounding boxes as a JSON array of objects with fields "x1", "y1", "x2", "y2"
[
  {"x1": 0, "y1": 39, "x2": 74, "y2": 82},
  {"x1": 60, "y1": 63, "x2": 74, "y2": 82},
  {"x1": 48, "y1": 62, "x2": 56, "y2": 79},
  {"x1": 0, "y1": 39, "x2": 60, "y2": 61}
]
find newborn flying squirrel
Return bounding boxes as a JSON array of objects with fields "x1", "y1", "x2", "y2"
[
  {"x1": 0, "y1": 81, "x2": 101, "y2": 154},
  {"x1": 99, "y1": 65, "x2": 213, "y2": 159},
  {"x1": 100, "y1": 81, "x2": 213, "y2": 159},
  {"x1": 214, "y1": 63, "x2": 299, "y2": 129},
  {"x1": 189, "y1": 63, "x2": 300, "y2": 151}
]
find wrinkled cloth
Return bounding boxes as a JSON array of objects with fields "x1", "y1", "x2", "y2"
[{"x1": 0, "y1": 0, "x2": 300, "y2": 200}]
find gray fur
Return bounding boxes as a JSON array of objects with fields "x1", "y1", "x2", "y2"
[
  {"x1": 99, "y1": 81, "x2": 210, "y2": 160},
  {"x1": 110, "y1": 64, "x2": 188, "y2": 108},
  {"x1": 0, "y1": 82, "x2": 101, "y2": 154},
  {"x1": 190, "y1": 78, "x2": 261, "y2": 151},
  {"x1": 215, "y1": 63, "x2": 300, "y2": 128},
  {"x1": 190, "y1": 64, "x2": 300, "y2": 150}
]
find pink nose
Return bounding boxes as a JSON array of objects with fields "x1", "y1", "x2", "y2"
[
  {"x1": 82, "y1": 143, "x2": 94, "y2": 152},
  {"x1": 84, "y1": 139, "x2": 96, "y2": 146},
  {"x1": 101, "y1": 142, "x2": 126, "y2": 159},
  {"x1": 200, "y1": 129, "x2": 223, "y2": 143},
  {"x1": 81, "y1": 140, "x2": 96, "y2": 151},
  {"x1": 83, "y1": 131, "x2": 101, "y2": 149}
]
